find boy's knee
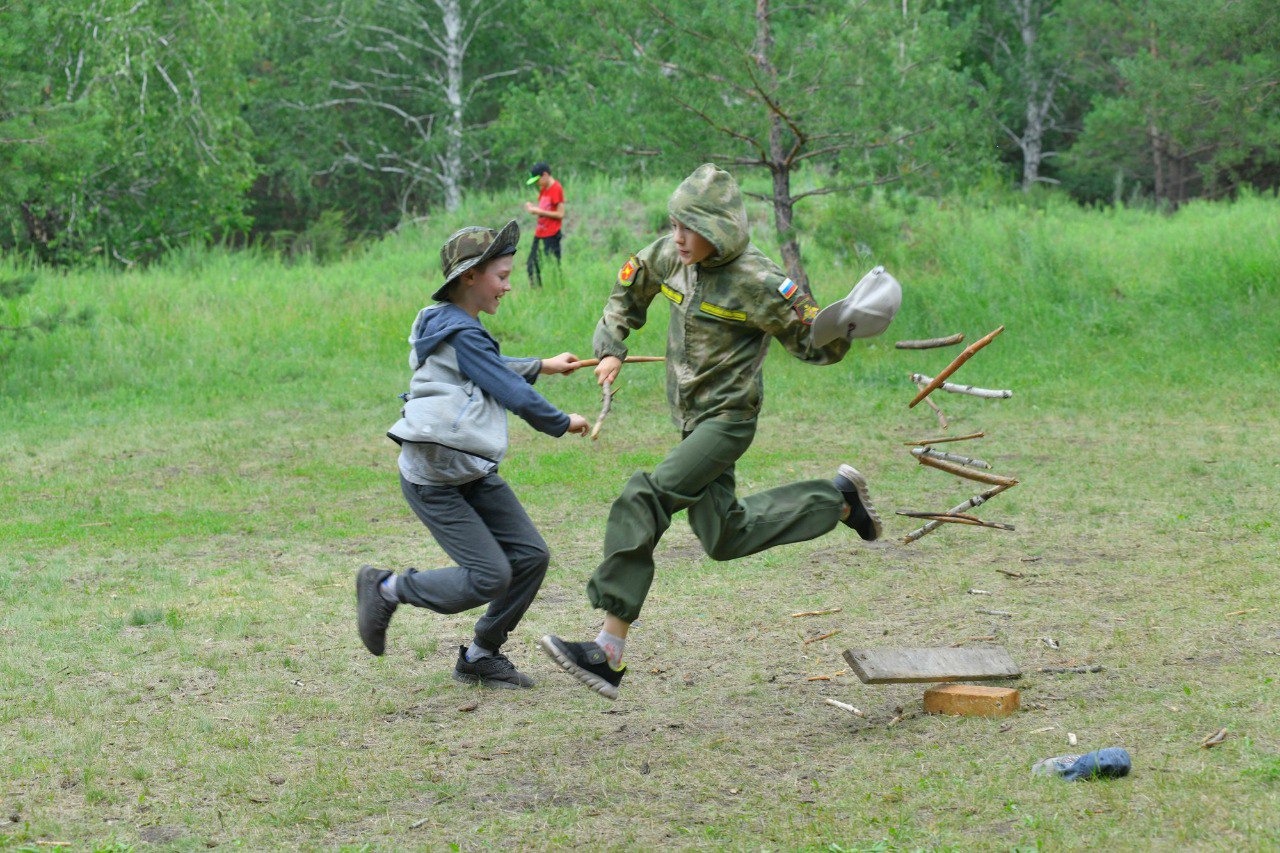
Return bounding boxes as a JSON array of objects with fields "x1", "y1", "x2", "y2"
[
  {"x1": 519, "y1": 543, "x2": 551, "y2": 576},
  {"x1": 472, "y1": 561, "x2": 513, "y2": 600}
]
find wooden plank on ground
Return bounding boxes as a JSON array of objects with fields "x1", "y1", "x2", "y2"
[{"x1": 842, "y1": 647, "x2": 1021, "y2": 684}]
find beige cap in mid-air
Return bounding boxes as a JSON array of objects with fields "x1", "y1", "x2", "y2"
[{"x1": 811, "y1": 265, "x2": 903, "y2": 346}]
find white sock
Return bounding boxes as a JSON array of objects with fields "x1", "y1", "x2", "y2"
[
  {"x1": 465, "y1": 641, "x2": 494, "y2": 663},
  {"x1": 378, "y1": 574, "x2": 399, "y2": 603},
  {"x1": 594, "y1": 630, "x2": 626, "y2": 668}
]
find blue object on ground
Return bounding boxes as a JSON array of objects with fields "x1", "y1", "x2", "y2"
[{"x1": 1032, "y1": 747, "x2": 1132, "y2": 780}]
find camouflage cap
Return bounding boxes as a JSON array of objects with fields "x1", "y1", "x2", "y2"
[{"x1": 433, "y1": 219, "x2": 521, "y2": 301}]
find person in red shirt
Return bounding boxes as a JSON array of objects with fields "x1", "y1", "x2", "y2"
[{"x1": 523, "y1": 162, "x2": 564, "y2": 288}]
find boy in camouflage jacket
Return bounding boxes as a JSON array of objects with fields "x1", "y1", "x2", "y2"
[{"x1": 541, "y1": 164, "x2": 883, "y2": 700}]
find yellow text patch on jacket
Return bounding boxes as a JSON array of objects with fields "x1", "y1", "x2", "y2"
[{"x1": 699, "y1": 301, "x2": 747, "y2": 322}]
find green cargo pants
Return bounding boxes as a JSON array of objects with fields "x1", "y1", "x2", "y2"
[{"x1": 586, "y1": 418, "x2": 845, "y2": 623}]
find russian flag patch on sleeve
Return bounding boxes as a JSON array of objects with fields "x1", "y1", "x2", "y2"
[{"x1": 778, "y1": 278, "x2": 798, "y2": 300}]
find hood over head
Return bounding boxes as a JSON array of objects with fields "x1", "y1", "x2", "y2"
[{"x1": 667, "y1": 163, "x2": 749, "y2": 268}]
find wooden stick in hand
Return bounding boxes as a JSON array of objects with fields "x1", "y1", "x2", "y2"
[
  {"x1": 573, "y1": 356, "x2": 665, "y2": 369},
  {"x1": 590, "y1": 380, "x2": 616, "y2": 440}
]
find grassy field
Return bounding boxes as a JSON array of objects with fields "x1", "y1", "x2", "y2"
[{"x1": 2, "y1": 182, "x2": 1278, "y2": 851}]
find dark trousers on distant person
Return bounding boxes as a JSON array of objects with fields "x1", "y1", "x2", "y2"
[
  {"x1": 397, "y1": 472, "x2": 549, "y2": 652},
  {"x1": 527, "y1": 233, "x2": 562, "y2": 288}
]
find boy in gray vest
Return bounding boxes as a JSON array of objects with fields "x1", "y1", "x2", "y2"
[{"x1": 356, "y1": 220, "x2": 590, "y2": 688}]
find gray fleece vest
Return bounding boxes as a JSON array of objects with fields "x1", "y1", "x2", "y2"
[{"x1": 387, "y1": 341, "x2": 509, "y2": 464}]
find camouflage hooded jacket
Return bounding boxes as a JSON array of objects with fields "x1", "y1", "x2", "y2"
[{"x1": 592, "y1": 163, "x2": 850, "y2": 432}]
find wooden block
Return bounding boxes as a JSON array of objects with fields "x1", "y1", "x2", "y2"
[
  {"x1": 842, "y1": 647, "x2": 1021, "y2": 684},
  {"x1": 924, "y1": 684, "x2": 1020, "y2": 718}
]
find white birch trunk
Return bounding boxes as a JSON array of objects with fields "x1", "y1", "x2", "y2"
[{"x1": 439, "y1": 0, "x2": 464, "y2": 212}]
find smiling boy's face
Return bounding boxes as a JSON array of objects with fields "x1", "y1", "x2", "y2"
[
  {"x1": 670, "y1": 218, "x2": 714, "y2": 266},
  {"x1": 460, "y1": 255, "x2": 515, "y2": 316}
]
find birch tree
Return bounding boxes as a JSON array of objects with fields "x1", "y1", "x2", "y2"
[
  {"x1": 975, "y1": 0, "x2": 1072, "y2": 191},
  {"x1": 0, "y1": 0, "x2": 254, "y2": 262},
  {"x1": 307, "y1": 0, "x2": 526, "y2": 213}
]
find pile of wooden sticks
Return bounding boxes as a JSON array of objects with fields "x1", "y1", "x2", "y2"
[{"x1": 895, "y1": 327, "x2": 1018, "y2": 544}]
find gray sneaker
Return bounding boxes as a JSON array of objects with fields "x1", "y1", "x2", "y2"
[
  {"x1": 452, "y1": 646, "x2": 535, "y2": 689},
  {"x1": 834, "y1": 464, "x2": 882, "y2": 541},
  {"x1": 356, "y1": 565, "x2": 397, "y2": 656}
]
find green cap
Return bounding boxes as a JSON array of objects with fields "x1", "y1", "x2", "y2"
[{"x1": 526, "y1": 162, "x2": 550, "y2": 186}]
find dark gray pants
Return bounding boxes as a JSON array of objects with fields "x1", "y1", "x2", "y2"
[{"x1": 398, "y1": 473, "x2": 549, "y2": 652}]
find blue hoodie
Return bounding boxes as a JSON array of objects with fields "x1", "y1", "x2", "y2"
[{"x1": 392, "y1": 302, "x2": 569, "y2": 486}]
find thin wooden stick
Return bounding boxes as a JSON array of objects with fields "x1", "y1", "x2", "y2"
[
  {"x1": 590, "y1": 380, "x2": 616, "y2": 440},
  {"x1": 916, "y1": 453, "x2": 1019, "y2": 486},
  {"x1": 909, "y1": 325, "x2": 1005, "y2": 408},
  {"x1": 803, "y1": 630, "x2": 842, "y2": 645},
  {"x1": 1038, "y1": 665, "x2": 1104, "y2": 674},
  {"x1": 894, "y1": 512, "x2": 1015, "y2": 531},
  {"x1": 911, "y1": 447, "x2": 991, "y2": 469},
  {"x1": 895, "y1": 333, "x2": 965, "y2": 349},
  {"x1": 910, "y1": 373, "x2": 1012, "y2": 399},
  {"x1": 903, "y1": 432, "x2": 984, "y2": 446},
  {"x1": 572, "y1": 356, "x2": 665, "y2": 368},
  {"x1": 790, "y1": 607, "x2": 842, "y2": 618},
  {"x1": 916, "y1": 381, "x2": 949, "y2": 430},
  {"x1": 902, "y1": 483, "x2": 1013, "y2": 544}
]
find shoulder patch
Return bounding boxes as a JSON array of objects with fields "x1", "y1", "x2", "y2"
[
  {"x1": 792, "y1": 293, "x2": 820, "y2": 326},
  {"x1": 618, "y1": 255, "x2": 639, "y2": 285},
  {"x1": 777, "y1": 278, "x2": 798, "y2": 300}
]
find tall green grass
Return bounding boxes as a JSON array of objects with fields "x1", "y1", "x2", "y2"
[{"x1": 4, "y1": 183, "x2": 1277, "y2": 428}]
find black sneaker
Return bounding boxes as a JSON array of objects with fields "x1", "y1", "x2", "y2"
[
  {"x1": 452, "y1": 646, "x2": 535, "y2": 689},
  {"x1": 539, "y1": 635, "x2": 625, "y2": 700},
  {"x1": 355, "y1": 565, "x2": 397, "y2": 656},
  {"x1": 834, "y1": 464, "x2": 882, "y2": 541}
]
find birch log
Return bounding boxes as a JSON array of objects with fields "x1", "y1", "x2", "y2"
[
  {"x1": 910, "y1": 373, "x2": 1012, "y2": 399},
  {"x1": 911, "y1": 447, "x2": 992, "y2": 469},
  {"x1": 895, "y1": 333, "x2": 965, "y2": 349},
  {"x1": 909, "y1": 325, "x2": 1005, "y2": 408},
  {"x1": 902, "y1": 483, "x2": 1013, "y2": 544}
]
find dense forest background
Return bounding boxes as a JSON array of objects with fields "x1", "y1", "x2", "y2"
[{"x1": 1, "y1": 0, "x2": 1276, "y2": 266}]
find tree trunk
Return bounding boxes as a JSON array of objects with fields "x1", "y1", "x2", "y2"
[
  {"x1": 753, "y1": 0, "x2": 809, "y2": 289},
  {"x1": 440, "y1": 0, "x2": 464, "y2": 212},
  {"x1": 1147, "y1": 21, "x2": 1166, "y2": 205},
  {"x1": 1013, "y1": 0, "x2": 1044, "y2": 192}
]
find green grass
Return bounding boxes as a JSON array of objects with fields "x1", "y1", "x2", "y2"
[{"x1": 1, "y1": 185, "x2": 1278, "y2": 849}]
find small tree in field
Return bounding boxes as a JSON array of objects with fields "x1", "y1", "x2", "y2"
[{"x1": 585, "y1": 0, "x2": 976, "y2": 290}]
